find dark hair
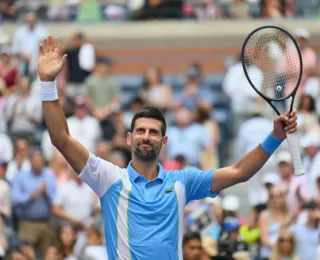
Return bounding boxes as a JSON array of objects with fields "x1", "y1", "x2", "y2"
[
  {"x1": 131, "y1": 106, "x2": 166, "y2": 136},
  {"x1": 298, "y1": 94, "x2": 316, "y2": 112},
  {"x1": 183, "y1": 232, "x2": 201, "y2": 247}
]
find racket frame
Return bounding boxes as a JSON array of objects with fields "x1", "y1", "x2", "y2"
[
  {"x1": 241, "y1": 25, "x2": 305, "y2": 176},
  {"x1": 241, "y1": 25, "x2": 303, "y2": 116}
]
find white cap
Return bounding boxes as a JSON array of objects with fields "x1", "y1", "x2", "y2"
[
  {"x1": 294, "y1": 28, "x2": 310, "y2": 40},
  {"x1": 263, "y1": 172, "x2": 281, "y2": 185},
  {"x1": 276, "y1": 151, "x2": 291, "y2": 164},
  {"x1": 300, "y1": 132, "x2": 320, "y2": 148},
  {"x1": 222, "y1": 195, "x2": 240, "y2": 212}
]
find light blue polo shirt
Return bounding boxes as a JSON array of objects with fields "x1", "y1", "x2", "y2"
[{"x1": 79, "y1": 153, "x2": 218, "y2": 260}]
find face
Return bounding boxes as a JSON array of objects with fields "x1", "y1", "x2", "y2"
[
  {"x1": 45, "y1": 246, "x2": 63, "y2": 260},
  {"x1": 297, "y1": 37, "x2": 307, "y2": 49},
  {"x1": 24, "y1": 12, "x2": 37, "y2": 28},
  {"x1": 96, "y1": 62, "x2": 110, "y2": 75},
  {"x1": 11, "y1": 252, "x2": 28, "y2": 260},
  {"x1": 1, "y1": 53, "x2": 10, "y2": 64},
  {"x1": 176, "y1": 108, "x2": 192, "y2": 127},
  {"x1": 183, "y1": 239, "x2": 202, "y2": 260},
  {"x1": 71, "y1": 35, "x2": 83, "y2": 48},
  {"x1": 300, "y1": 96, "x2": 313, "y2": 111},
  {"x1": 60, "y1": 226, "x2": 76, "y2": 247},
  {"x1": 278, "y1": 162, "x2": 293, "y2": 179},
  {"x1": 19, "y1": 77, "x2": 31, "y2": 94},
  {"x1": 15, "y1": 139, "x2": 29, "y2": 158},
  {"x1": 127, "y1": 118, "x2": 167, "y2": 163},
  {"x1": 278, "y1": 234, "x2": 294, "y2": 256},
  {"x1": 146, "y1": 67, "x2": 160, "y2": 85},
  {"x1": 304, "y1": 146, "x2": 318, "y2": 158},
  {"x1": 74, "y1": 106, "x2": 87, "y2": 119},
  {"x1": 269, "y1": 189, "x2": 286, "y2": 207},
  {"x1": 31, "y1": 152, "x2": 44, "y2": 174},
  {"x1": 307, "y1": 208, "x2": 319, "y2": 222}
]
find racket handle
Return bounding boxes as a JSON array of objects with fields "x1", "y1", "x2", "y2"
[{"x1": 286, "y1": 132, "x2": 305, "y2": 176}]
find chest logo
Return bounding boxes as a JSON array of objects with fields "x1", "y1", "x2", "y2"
[{"x1": 165, "y1": 188, "x2": 173, "y2": 194}]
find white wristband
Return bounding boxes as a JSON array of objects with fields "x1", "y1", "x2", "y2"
[{"x1": 40, "y1": 81, "x2": 58, "y2": 101}]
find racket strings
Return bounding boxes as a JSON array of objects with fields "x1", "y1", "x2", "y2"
[{"x1": 243, "y1": 27, "x2": 301, "y2": 101}]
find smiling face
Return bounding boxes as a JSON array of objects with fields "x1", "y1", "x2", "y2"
[{"x1": 127, "y1": 117, "x2": 167, "y2": 163}]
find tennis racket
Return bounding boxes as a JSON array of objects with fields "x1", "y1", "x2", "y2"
[{"x1": 241, "y1": 25, "x2": 305, "y2": 176}]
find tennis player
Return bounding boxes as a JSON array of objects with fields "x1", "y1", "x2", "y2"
[{"x1": 38, "y1": 36, "x2": 298, "y2": 260}]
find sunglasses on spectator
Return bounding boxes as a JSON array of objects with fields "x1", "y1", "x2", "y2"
[{"x1": 279, "y1": 237, "x2": 293, "y2": 243}]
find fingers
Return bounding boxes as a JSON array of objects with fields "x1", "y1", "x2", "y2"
[
  {"x1": 54, "y1": 37, "x2": 59, "y2": 52},
  {"x1": 61, "y1": 54, "x2": 67, "y2": 66},
  {"x1": 284, "y1": 115, "x2": 297, "y2": 133},
  {"x1": 43, "y1": 38, "x2": 48, "y2": 53},
  {"x1": 48, "y1": 36, "x2": 54, "y2": 52},
  {"x1": 39, "y1": 43, "x2": 44, "y2": 56}
]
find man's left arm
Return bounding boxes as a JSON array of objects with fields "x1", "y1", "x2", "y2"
[{"x1": 211, "y1": 110, "x2": 297, "y2": 193}]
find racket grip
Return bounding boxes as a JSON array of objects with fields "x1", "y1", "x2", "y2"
[{"x1": 286, "y1": 132, "x2": 305, "y2": 176}]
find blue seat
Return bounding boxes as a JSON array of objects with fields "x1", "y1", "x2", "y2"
[{"x1": 204, "y1": 73, "x2": 225, "y2": 92}]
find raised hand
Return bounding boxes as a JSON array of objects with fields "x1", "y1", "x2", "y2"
[
  {"x1": 38, "y1": 36, "x2": 67, "y2": 82},
  {"x1": 272, "y1": 109, "x2": 297, "y2": 140}
]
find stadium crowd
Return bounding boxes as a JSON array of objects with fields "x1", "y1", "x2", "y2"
[
  {"x1": 1, "y1": 4, "x2": 320, "y2": 260},
  {"x1": 0, "y1": 0, "x2": 319, "y2": 22}
]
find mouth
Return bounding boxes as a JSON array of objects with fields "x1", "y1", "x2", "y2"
[{"x1": 139, "y1": 144, "x2": 152, "y2": 148}]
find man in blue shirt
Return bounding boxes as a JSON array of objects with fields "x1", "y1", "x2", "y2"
[
  {"x1": 38, "y1": 36, "x2": 298, "y2": 260},
  {"x1": 11, "y1": 150, "x2": 56, "y2": 257}
]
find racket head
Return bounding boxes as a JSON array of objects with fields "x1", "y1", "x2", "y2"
[{"x1": 241, "y1": 25, "x2": 303, "y2": 103}]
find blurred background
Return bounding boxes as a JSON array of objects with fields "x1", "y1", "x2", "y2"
[{"x1": 1, "y1": 0, "x2": 320, "y2": 259}]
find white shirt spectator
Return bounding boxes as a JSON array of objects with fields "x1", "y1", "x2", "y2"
[
  {"x1": 0, "y1": 133, "x2": 13, "y2": 163},
  {"x1": 53, "y1": 179, "x2": 97, "y2": 224},
  {"x1": 67, "y1": 115, "x2": 102, "y2": 153},
  {"x1": 6, "y1": 159, "x2": 31, "y2": 183},
  {"x1": 84, "y1": 245, "x2": 108, "y2": 260},
  {"x1": 12, "y1": 24, "x2": 47, "y2": 75}
]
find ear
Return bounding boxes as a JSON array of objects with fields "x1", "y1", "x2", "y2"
[
  {"x1": 127, "y1": 132, "x2": 132, "y2": 146},
  {"x1": 161, "y1": 136, "x2": 168, "y2": 150}
]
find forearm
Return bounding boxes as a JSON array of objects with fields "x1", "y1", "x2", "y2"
[
  {"x1": 234, "y1": 146, "x2": 270, "y2": 182},
  {"x1": 42, "y1": 100, "x2": 70, "y2": 147}
]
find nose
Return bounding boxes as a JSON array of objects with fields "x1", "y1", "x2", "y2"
[{"x1": 142, "y1": 131, "x2": 151, "y2": 142}]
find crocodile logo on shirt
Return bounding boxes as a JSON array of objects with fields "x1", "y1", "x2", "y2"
[{"x1": 165, "y1": 188, "x2": 173, "y2": 194}]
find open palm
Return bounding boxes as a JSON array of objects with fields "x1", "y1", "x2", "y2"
[{"x1": 38, "y1": 36, "x2": 67, "y2": 82}]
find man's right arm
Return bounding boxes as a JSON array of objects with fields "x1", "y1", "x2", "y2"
[
  {"x1": 42, "y1": 99, "x2": 89, "y2": 174},
  {"x1": 38, "y1": 36, "x2": 89, "y2": 174}
]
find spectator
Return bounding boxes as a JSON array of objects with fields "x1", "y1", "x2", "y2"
[
  {"x1": 230, "y1": 0, "x2": 250, "y2": 19},
  {"x1": 122, "y1": 97, "x2": 144, "y2": 130},
  {"x1": 177, "y1": 63, "x2": 212, "y2": 111},
  {"x1": 139, "y1": 66, "x2": 173, "y2": 111},
  {"x1": 270, "y1": 229, "x2": 299, "y2": 260},
  {"x1": 67, "y1": 96, "x2": 102, "y2": 153},
  {"x1": 194, "y1": 105, "x2": 220, "y2": 169},
  {"x1": 0, "y1": 132, "x2": 13, "y2": 163},
  {"x1": 197, "y1": 0, "x2": 222, "y2": 20},
  {"x1": 61, "y1": 33, "x2": 94, "y2": 98},
  {"x1": 282, "y1": 28, "x2": 317, "y2": 97},
  {"x1": 258, "y1": 185, "x2": 292, "y2": 260},
  {"x1": 261, "y1": 0, "x2": 283, "y2": 19},
  {"x1": 0, "y1": 80, "x2": 9, "y2": 134},
  {"x1": 85, "y1": 56, "x2": 120, "y2": 135},
  {"x1": 183, "y1": 232, "x2": 202, "y2": 260},
  {"x1": 300, "y1": 132, "x2": 320, "y2": 198},
  {"x1": 6, "y1": 76, "x2": 42, "y2": 145},
  {"x1": 95, "y1": 141, "x2": 111, "y2": 161},
  {"x1": 291, "y1": 200, "x2": 319, "y2": 260},
  {"x1": 277, "y1": 151, "x2": 310, "y2": 214},
  {"x1": 56, "y1": 225, "x2": 85, "y2": 260},
  {"x1": 44, "y1": 246, "x2": 63, "y2": 260},
  {"x1": 48, "y1": 151, "x2": 71, "y2": 187},
  {"x1": 0, "y1": 45, "x2": 18, "y2": 94},
  {"x1": 12, "y1": 11, "x2": 47, "y2": 78},
  {"x1": 296, "y1": 94, "x2": 319, "y2": 135},
  {"x1": 0, "y1": 160, "x2": 10, "y2": 256},
  {"x1": 11, "y1": 150, "x2": 56, "y2": 257},
  {"x1": 84, "y1": 226, "x2": 108, "y2": 260},
  {"x1": 107, "y1": 150, "x2": 127, "y2": 168},
  {"x1": 52, "y1": 168, "x2": 99, "y2": 229},
  {"x1": 6, "y1": 139, "x2": 31, "y2": 183},
  {"x1": 166, "y1": 106, "x2": 212, "y2": 168}
]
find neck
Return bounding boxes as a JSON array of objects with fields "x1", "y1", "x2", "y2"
[{"x1": 131, "y1": 157, "x2": 159, "y2": 181}]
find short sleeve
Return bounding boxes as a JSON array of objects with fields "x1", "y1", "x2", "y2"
[
  {"x1": 78, "y1": 153, "x2": 122, "y2": 197},
  {"x1": 178, "y1": 168, "x2": 218, "y2": 204}
]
